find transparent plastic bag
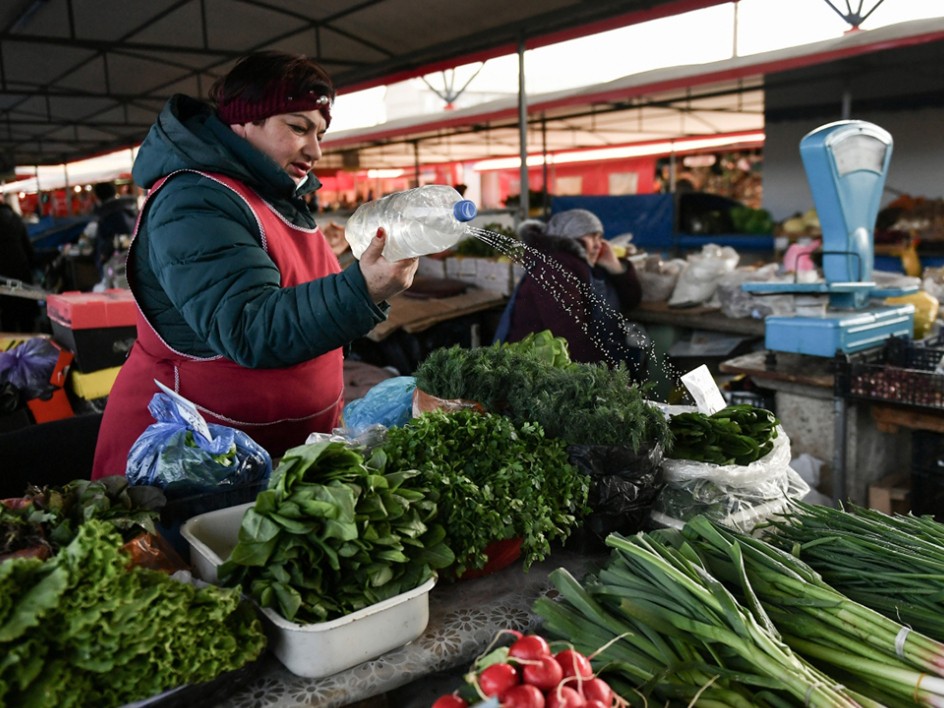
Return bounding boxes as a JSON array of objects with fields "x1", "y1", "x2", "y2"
[
  {"x1": 652, "y1": 426, "x2": 809, "y2": 532},
  {"x1": 126, "y1": 392, "x2": 271, "y2": 499},
  {"x1": 0, "y1": 338, "x2": 59, "y2": 399}
]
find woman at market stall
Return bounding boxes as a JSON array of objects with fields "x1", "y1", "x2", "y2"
[
  {"x1": 91, "y1": 51, "x2": 417, "y2": 479},
  {"x1": 496, "y1": 208, "x2": 648, "y2": 378}
]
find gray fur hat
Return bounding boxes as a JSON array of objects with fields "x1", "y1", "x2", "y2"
[{"x1": 546, "y1": 209, "x2": 604, "y2": 239}]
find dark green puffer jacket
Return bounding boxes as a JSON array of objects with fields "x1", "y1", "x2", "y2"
[{"x1": 129, "y1": 94, "x2": 387, "y2": 368}]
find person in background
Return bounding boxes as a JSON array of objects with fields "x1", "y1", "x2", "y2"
[
  {"x1": 0, "y1": 195, "x2": 40, "y2": 333},
  {"x1": 497, "y1": 208, "x2": 646, "y2": 377},
  {"x1": 92, "y1": 51, "x2": 417, "y2": 479},
  {"x1": 91, "y1": 181, "x2": 139, "y2": 277}
]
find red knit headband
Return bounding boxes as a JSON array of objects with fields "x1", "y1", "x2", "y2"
[{"x1": 217, "y1": 81, "x2": 333, "y2": 127}]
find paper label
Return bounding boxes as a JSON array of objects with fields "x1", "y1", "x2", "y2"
[
  {"x1": 680, "y1": 365, "x2": 727, "y2": 415},
  {"x1": 155, "y1": 380, "x2": 214, "y2": 443}
]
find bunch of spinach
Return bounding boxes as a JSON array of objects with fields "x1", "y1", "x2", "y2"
[
  {"x1": 379, "y1": 409, "x2": 591, "y2": 578},
  {"x1": 0, "y1": 519, "x2": 265, "y2": 708},
  {"x1": 414, "y1": 342, "x2": 669, "y2": 451},
  {"x1": 218, "y1": 440, "x2": 453, "y2": 624}
]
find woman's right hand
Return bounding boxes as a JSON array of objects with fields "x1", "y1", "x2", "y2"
[{"x1": 358, "y1": 227, "x2": 418, "y2": 303}]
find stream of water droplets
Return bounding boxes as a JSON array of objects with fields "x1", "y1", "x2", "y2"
[{"x1": 466, "y1": 226, "x2": 684, "y2": 396}]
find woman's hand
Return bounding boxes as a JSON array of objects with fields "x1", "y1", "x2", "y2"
[
  {"x1": 358, "y1": 227, "x2": 418, "y2": 303},
  {"x1": 596, "y1": 240, "x2": 626, "y2": 274}
]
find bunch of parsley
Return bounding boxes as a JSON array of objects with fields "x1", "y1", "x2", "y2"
[{"x1": 379, "y1": 409, "x2": 591, "y2": 578}]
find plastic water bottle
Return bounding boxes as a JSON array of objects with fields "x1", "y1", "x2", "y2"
[{"x1": 345, "y1": 185, "x2": 477, "y2": 261}]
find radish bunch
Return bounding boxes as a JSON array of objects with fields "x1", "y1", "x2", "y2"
[{"x1": 432, "y1": 632, "x2": 624, "y2": 708}]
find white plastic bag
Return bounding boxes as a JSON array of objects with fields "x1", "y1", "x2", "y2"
[
  {"x1": 668, "y1": 244, "x2": 740, "y2": 307},
  {"x1": 651, "y1": 426, "x2": 810, "y2": 532}
]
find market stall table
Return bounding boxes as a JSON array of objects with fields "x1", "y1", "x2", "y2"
[
  {"x1": 209, "y1": 544, "x2": 607, "y2": 708},
  {"x1": 366, "y1": 286, "x2": 507, "y2": 343},
  {"x1": 719, "y1": 350, "x2": 907, "y2": 505}
]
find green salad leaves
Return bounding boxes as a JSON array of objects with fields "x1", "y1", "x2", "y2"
[{"x1": 0, "y1": 520, "x2": 265, "y2": 708}]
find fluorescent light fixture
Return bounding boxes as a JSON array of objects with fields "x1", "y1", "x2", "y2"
[{"x1": 471, "y1": 133, "x2": 765, "y2": 171}]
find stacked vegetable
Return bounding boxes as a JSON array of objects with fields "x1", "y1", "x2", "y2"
[
  {"x1": 432, "y1": 631, "x2": 621, "y2": 708},
  {"x1": 0, "y1": 479, "x2": 266, "y2": 707},
  {"x1": 535, "y1": 514, "x2": 944, "y2": 706},
  {"x1": 380, "y1": 409, "x2": 590, "y2": 578},
  {"x1": 218, "y1": 440, "x2": 454, "y2": 623}
]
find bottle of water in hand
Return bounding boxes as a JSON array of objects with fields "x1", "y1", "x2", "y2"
[{"x1": 345, "y1": 185, "x2": 477, "y2": 261}]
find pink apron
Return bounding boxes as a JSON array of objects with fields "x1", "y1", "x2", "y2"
[{"x1": 92, "y1": 171, "x2": 343, "y2": 479}]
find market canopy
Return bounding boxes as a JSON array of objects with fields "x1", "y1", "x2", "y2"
[{"x1": 0, "y1": 0, "x2": 728, "y2": 170}]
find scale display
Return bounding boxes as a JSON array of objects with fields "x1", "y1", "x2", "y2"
[{"x1": 742, "y1": 120, "x2": 915, "y2": 357}]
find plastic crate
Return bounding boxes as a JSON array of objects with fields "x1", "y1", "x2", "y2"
[{"x1": 835, "y1": 336, "x2": 944, "y2": 410}]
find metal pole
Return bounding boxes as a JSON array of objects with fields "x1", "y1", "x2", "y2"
[
  {"x1": 517, "y1": 36, "x2": 529, "y2": 224},
  {"x1": 833, "y1": 394, "x2": 847, "y2": 506}
]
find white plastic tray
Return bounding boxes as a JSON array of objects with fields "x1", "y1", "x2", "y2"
[{"x1": 180, "y1": 503, "x2": 435, "y2": 678}]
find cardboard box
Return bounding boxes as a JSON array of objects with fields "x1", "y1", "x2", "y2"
[
  {"x1": 445, "y1": 257, "x2": 516, "y2": 295},
  {"x1": 46, "y1": 289, "x2": 137, "y2": 372}
]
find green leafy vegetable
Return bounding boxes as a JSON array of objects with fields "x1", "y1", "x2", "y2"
[
  {"x1": 666, "y1": 404, "x2": 778, "y2": 465},
  {"x1": 0, "y1": 520, "x2": 265, "y2": 708},
  {"x1": 219, "y1": 440, "x2": 453, "y2": 623},
  {"x1": 414, "y1": 341, "x2": 668, "y2": 451},
  {"x1": 379, "y1": 409, "x2": 590, "y2": 577}
]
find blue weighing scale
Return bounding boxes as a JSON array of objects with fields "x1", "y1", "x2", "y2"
[{"x1": 743, "y1": 120, "x2": 916, "y2": 357}]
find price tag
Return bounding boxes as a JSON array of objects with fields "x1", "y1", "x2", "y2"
[
  {"x1": 155, "y1": 380, "x2": 214, "y2": 443},
  {"x1": 680, "y1": 365, "x2": 727, "y2": 415}
]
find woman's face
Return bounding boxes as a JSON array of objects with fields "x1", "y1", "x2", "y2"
[
  {"x1": 579, "y1": 232, "x2": 604, "y2": 265},
  {"x1": 232, "y1": 109, "x2": 328, "y2": 181}
]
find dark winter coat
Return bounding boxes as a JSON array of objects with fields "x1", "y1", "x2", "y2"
[
  {"x1": 504, "y1": 228, "x2": 642, "y2": 366},
  {"x1": 93, "y1": 195, "x2": 138, "y2": 270},
  {"x1": 129, "y1": 94, "x2": 387, "y2": 368}
]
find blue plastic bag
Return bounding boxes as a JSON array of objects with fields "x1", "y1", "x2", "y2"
[
  {"x1": 127, "y1": 392, "x2": 272, "y2": 499},
  {"x1": 0, "y1": 338, "x2": 59, "y2": 399},
  {"x1": 341, "y1": 376, "x2": 416, "y2": 433}
]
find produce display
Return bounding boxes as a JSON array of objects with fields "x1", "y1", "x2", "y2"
[
  {"x1": 431, "y1": 631, "x2": 623, "y2": 708},
  {"x1": 414, "y1": 337, "x2": 669, "y2": 451},
  {"x1": 0, "y1": 482, "x2": 266, "y2": 707},
  {"x1": 665, "y1": 404, "x2": 779, "y2": 466},
  {"x1": 218, "y1": 440, "x2": 453, "y2": 623},
  {"x1": 380, "y1": 409, "x2": 590, "y2": 578},
  {"x1": 535, "y1": 514, "x2": 944, "y2": 706}
]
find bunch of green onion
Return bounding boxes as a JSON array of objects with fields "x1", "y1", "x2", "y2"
[
  {"x1": 760, "y1": 499, "x2": 944, "y2": 642},
  {"x1": 535, "y1": 515, "x2": 944, "y2": 706}
]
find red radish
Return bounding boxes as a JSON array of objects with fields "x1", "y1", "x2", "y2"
[
  {"x1": 545, "y1": 685, "x2": 586, "y2": 708},
  {"x1": 432, "y1": 694, "x2": 468, "y2": 708},
  {"x1": 581, "y1": 677, "x2": 614, "y2": 705},
  {"x1": 554, "y1": 649, "x2": 593, "y2": 680},
  {"x1": 508, "y1": 634, "x2": 552, "y2": 661},
  {"x1": 479, "y1": 662, "x2": 519, "y2": 697},
  {"x1": 521, "y1": 654, "x2": 564, "y2": 691},
  {"x1": 501, "y1": 683, "x2": 546, "y2": 707},
  {"x1": 584, "y1": 701, "x2": 609, "y2": 708}
]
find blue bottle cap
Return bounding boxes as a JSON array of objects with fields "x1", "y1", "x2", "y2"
[{"x1": 453, "y1": 199, "x2": 477, "y2": 222}]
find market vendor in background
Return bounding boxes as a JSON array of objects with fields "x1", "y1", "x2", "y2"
[
  {"x1": 92, "y1": 51, "x2": 417, "y2": 480},
  {"x1": 496, "y1": 209, "x2": 647, "y2": 379}
]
